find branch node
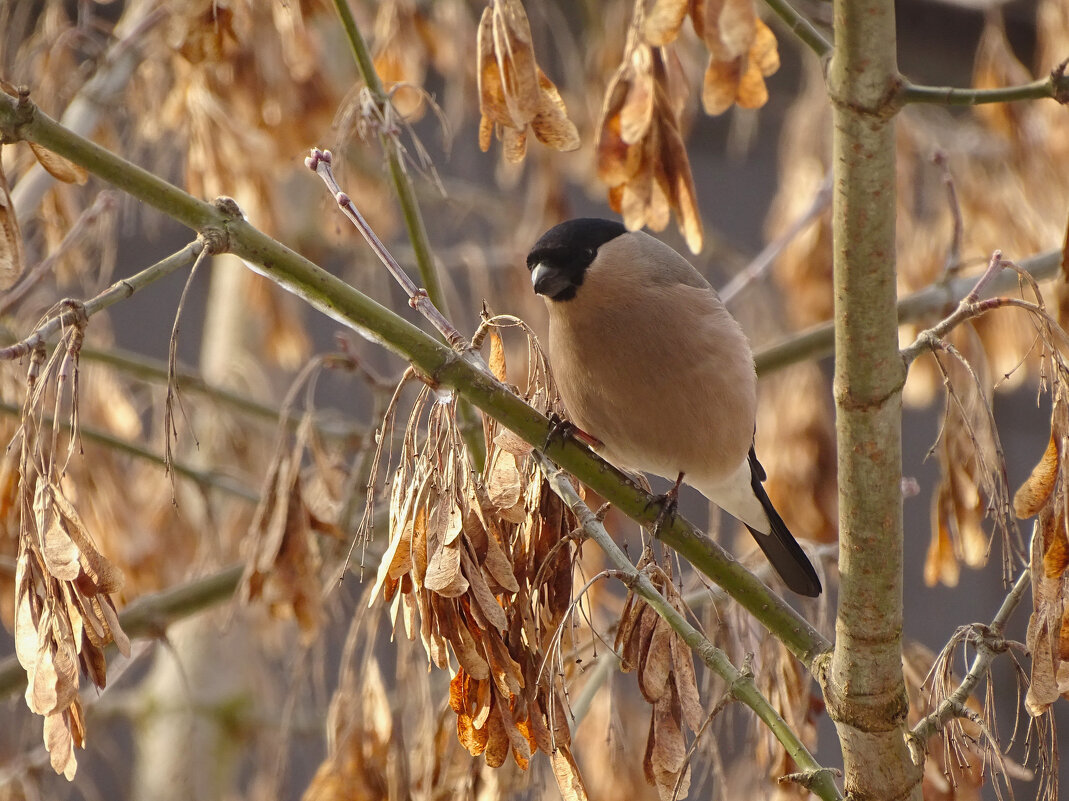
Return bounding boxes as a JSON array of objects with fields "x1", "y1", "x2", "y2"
[
  {"x1": 780, "y1": 766, "x2": 844, "y2": 789},
  {"x1": 212, "y1": 195, "x2": 245, "y2": 221},
  {"x1": 904, "y1": 731, "x2": 927, "y2": 766},
  {"x1": 199, "y1": 198, "x2": 245, "y2": 255},
  {"x1": 199, "y1": 227, "x2": 229, "y2": 256},
  {"x1": 1051, "y1": 58, "x2": 1069, "y2": 104}
]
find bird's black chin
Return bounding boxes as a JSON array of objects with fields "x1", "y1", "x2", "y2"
[{"x1": 531, "y1": 263, "x2": 579, "y2": 301}]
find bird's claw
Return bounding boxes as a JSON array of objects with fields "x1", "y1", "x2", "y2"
[
  {"x1": 645, "y1": 472, "x2": 685, "y2": 534},
  {"x1": 543, "y1": 412, "x2": 574, "y2": 451},
  {"x1": 543, "y1": 412, "x2": 602, "y2": 452}
]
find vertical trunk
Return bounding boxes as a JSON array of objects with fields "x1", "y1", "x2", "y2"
[{"x1": 824, "y1": 0, "x2": 921, "y2": 798}]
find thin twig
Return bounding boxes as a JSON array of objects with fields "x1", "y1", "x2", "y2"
[
  {"x1": 328, "y1": 0, "x2": 486, "y2": 468},
  {"x1": 329, "y1": 0, "x2": 448, "y2": 315},
  {"x1": 762, "y1": 0, "x2": 833, "y2": 60},
  {"x1": 907, "y1": 567, "x2": 1031, "y2": 759},
  {"x1": 756, "y1": 246, "x2": 1061, "y2": 374},
  {"x1": 305, "y1": 148, "x2": 469, "y2": 351},
  {"x1": 0, "y1": 241, "x2": 203, "y2": 362},
  {"x1": 932, "y1": 152, "x2": 963, "y2": 274},
  {"x1": 901, "y1": 250, "x2": 1006, "y2": 364},
  {"x1": 0, "y1": 190, "x2": 120, "y2": 315},
  {"x1": 720, "y1": 172, "x2": 832, "y2": 304},
  {"x1": 901, "y1": 251, "x2": 1069, "y2": 365},
  {"x1": 163, "y1": 243, "x2": 212, "y2": 487},
  {"x1": 538, "y1": 454, "x2": 844, "y2": 801},
  {"x1": 901, "y1": 60, "x2": 1069, "y2": 107}
]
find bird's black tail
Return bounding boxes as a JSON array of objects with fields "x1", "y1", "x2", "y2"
[{"x1": 745, "y1": 447, "x2": 822, "y2": 597}]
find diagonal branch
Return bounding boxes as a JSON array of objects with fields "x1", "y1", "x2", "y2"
[
  {"x1": 328, "y1": 0, "x2": 447, "y2": 315},
  {"x1": 762, "y1": 0, "x2": 833, "y2": 60},
  {"x1": 539, "y1": 456, "x2": 844, "y2": 801},
  {"x1": 306, "y1": 148, "x2": 468, "y2": 349},
  {"x1": 907, "y1": 567, "x2": 1031, "y2": 758},
  {"x1": 0, "y1": 241, "x2": 203, "y2": 362},
  {"x1": 0, "y1": 90, "x2": 830, "y2": 668}
]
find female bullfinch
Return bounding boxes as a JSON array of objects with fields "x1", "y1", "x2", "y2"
[{"x1": 527, "y1": 218, "x2": 822, "y2": 597}]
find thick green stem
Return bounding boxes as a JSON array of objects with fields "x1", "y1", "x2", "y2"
[
  {"x1": 0, "y1": 93, "x2": 830, "y2": 668},
  {"x1": 329, "y1": 0, "x2": 485, "y2": 466},
  {"x1": 0, "y1": 565, "x2": 245, "y2": 698},
  {"x1": 825, "y1": 0, "x2": 920, "y2": 797}
]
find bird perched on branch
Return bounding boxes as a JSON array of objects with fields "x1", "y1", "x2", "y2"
[{"x1": 526, "y1": 218, "x2": 822, "y2": 597}]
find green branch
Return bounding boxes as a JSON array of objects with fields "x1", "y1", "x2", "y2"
[
  {"x1": 329, "y1": 0, "x2": 485, "y2": 466},
  {"x1": 753, "y1": 247, "x2": 1062, "y2": 374},
  {"x1": 0, "y1": 91, "x2": 829, "y2": 668},
  {"x1": 763, "y1": 0, "x2": 833, "y2": 60},
  {"x1": 542, "y1": 458, "x2": 843, "y2": 801},
  {"x1": 0, "y1": 564, "x2": 245, "y2": 698},
  {"x1": 902, "y1": 61, "x2": 1069, "y2": 106}
]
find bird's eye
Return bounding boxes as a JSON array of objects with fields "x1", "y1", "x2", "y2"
[{"x1": 584, "y1": 247, "x2": 596, "y2": 260}]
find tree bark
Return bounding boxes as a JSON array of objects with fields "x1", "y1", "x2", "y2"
[{"x1": 823, "y1": 0, "x2": 922, "y2": 798}]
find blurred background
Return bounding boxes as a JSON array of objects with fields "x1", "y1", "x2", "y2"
[{"x1": 1, "y1": 0, "x2": 1067, "y2": 799}]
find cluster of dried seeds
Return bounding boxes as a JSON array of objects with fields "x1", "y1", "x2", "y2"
[
  {"x1": 12, "y1": 327, "x2": 130, "y2": 779},
  {"x1": 597, "y1": 33, "x2": 703, "y2": 254},
  {"x1": 594, "y1": 0, "x2": 779, "y2": 254},
  {"x1": 1017, "y1": 363, "x2": 1069, "y2": 714},
  {"x1": 476, "y1": 0, "x2": 580, "y2": 164},
  {"x1": 367, "y1": 324, "x2": 589, "y2": 797},
  {"x1": 614, "y1": 560, "x2": 704, "y2": 800}
]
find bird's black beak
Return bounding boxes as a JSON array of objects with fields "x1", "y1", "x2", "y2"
[{"x1": 530, "y1": 262, "x2": 574, "y2": 300}]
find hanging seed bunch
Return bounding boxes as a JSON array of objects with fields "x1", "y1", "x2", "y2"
[
  {"x1": 365, "y1": 316, "x2": 590, "y2": 793},
  {"x1": 12, "y1": 313, "x2": 130, "y2": 780},
  {"x1": 595, "y1": 0, "x2": 780, "y2": 254},
  {"x1": 614, "y1": 557, "x2": 704, "y2": 800},
  {"x1": 476, "y1": 0, "x2": 581, "y2": 164}
]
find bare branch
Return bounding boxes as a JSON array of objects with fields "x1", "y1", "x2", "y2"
[
  {"x1": 0, "y1": 242, "x2": 203, "y2": 362},
  {"x1": 0, "y1": 190, "x2": 120, "y2": 316},
  {"x1": 720, "y1": 171, "x2": 833, "y2": 304},
  {"x1": 908, "y1": 567, "x2": 1031, "y2": 749},
  {"x1": 756, "y1": 247, "x2": 1062, "y2": 374},
  {"x1": 901, "y1": 59, "x2": 1069, "y2": 107},
  {"x1": 762, "y1": 0, "x2": 833, "y2": 60},
  {"x1": 901, "y1": 251, "x2": 1069, "y2": 365},
  {"x1": 305, "y1": 148, "x2": 469, "y2": 351}
]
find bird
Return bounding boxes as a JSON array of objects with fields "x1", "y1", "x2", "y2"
[{"x1": 526, "y1": 218, "x2": 822, "y2": 597}]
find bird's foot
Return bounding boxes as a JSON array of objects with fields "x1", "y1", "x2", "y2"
[
  {"x1": 646, "y1": 472, "x2": 685, "y2": 534},
  {"x1": 543, "y1": 412, "x2": 602, "y2": 452}
]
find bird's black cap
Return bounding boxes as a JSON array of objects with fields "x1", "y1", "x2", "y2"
[{"x1": 526, "y1": 218, "x2": 627, "y2": 301}]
